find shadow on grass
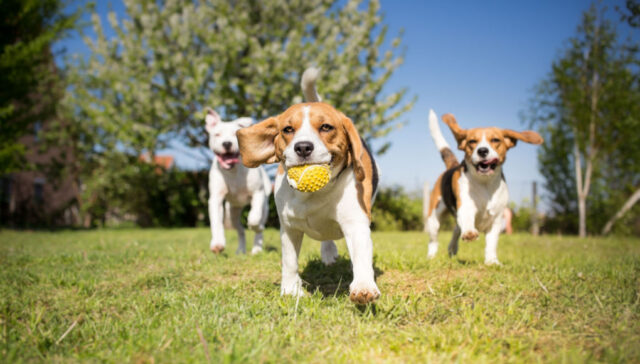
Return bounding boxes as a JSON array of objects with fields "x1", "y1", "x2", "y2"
[
  {"x1": 263, "y1": 245, "x2": 278, "y2": 253},
  {"x1": 300, "y1": 256, "x2": 384, "y2": 298}
]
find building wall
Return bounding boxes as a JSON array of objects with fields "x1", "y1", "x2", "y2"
[{"x1": 0, "y1": 121, "x2": 80, "y2": 227}]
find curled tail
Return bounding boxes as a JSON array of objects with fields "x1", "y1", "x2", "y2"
[
  {"x1": 429, "y1": 109, "x2": 458, "y2": 169},
  {"x1": 301, "y1": 67, "x2": 321, "y2": 102}
]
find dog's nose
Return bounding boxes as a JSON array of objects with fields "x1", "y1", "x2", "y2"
[
  {"x1": 222, "y1": 141, "x2": 232, "y2": 151},
  {"x1": 477, "y1": 147, "x2": 489, "y2": 158},
  {"x1": 294, "y1": 141, "x2": 314, "y2": 158}
]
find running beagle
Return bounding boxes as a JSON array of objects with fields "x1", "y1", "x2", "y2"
[
  {"x1": 426, "y1": 110, "x2": 543, "y2": 265},
  {"x1": 236, "y1": 69, "x2": 380, "y2": 304}
]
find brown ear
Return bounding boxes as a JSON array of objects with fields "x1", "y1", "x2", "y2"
[
  {"x1": 236, "y1": 117, "x2": 280, "y2": 167},
  {"x1": 343, "y1": 116, "x2": 373, "y2": 220},
  {"x1": 442, "y1": 113, "x2": 467, "y2": 150},
  {"x1": 343, "y1": 116, "x2": 365, "y2": 182},
  {"x1": 502, "y1": 129, "x2": 544, "y2": 149}
]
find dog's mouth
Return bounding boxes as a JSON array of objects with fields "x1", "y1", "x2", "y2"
[
  {"x1": 216, "y1": 152, "x2": 240, "y2": 169},
  {"x1": 475, "y1": 158, "x2": 499, "y2": 175}
]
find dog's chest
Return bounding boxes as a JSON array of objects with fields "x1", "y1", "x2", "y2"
[
  {"x1": 460, "y1": 174, "x2": 509, "y2": 231},
  {"x1": 212, "y1": 165, "x2": 260, "y2": 206},
  {"x1": 275, "y1": 174, "x2": 344, "y2": 241}
]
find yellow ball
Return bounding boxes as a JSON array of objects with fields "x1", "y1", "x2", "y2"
[{"x1": 286, "y1": 164, "x2": 331, "y2": 192}]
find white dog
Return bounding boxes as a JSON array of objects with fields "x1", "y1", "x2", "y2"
[
  {"x1": 205, "y1": 108, "x2": 271, "y2": 255},
  {"x1": 236, "y1": 69, "x2": 381, "y2": 304}
]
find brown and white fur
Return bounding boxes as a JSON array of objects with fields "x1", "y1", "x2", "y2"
[
  {"x1": 426, "y1": 110, "x2": 543, "y2": 265},
  {"x1": 236, "y1": 68, "x2": 380, "y2": 304}
]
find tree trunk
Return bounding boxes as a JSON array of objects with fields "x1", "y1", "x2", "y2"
[
  {"x1": 573, "y1": 139, "x2": 588, "y2": 238},
  {"x1": 601, "y1": 187, "x2": 640, "y2": 235}
]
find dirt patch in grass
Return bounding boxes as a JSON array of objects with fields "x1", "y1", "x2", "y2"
[{"x1": 380, "y1": 267, "x2": 489, "y2": 296}]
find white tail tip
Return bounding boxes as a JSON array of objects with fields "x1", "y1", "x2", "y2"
[{"x1": 428, "y1": 109, "x2": 449, "y2": 151}]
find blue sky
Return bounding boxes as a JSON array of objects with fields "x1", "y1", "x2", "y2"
[{"x1": 56, "y1": 0, "x2": 634, "y2": 208}]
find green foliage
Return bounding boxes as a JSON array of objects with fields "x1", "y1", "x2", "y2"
[
  {"x1": 0, "y1": 0, "x2": 81, "y2": 174},
  {"x1": 526, "y1": 4, "x2": 640, "y2": 235},
  {"x1": 81, "y1": 153, "x2": 208, "y2": 227},
  {"x1": 619, "y1": 0, "x2": 640, "y2": 27},
  {"x1": 371, "y1": 186, "x2": 423, "y2": 231},
  {"x1": 1, "y1": 229, "x2": 639, "y2": 362},
  {"x1": 56, "y1": 0, "x2": 415, "y2": 226},
  {"x1": 508, "y1": 201, "x2": 535, "y2": 233}
]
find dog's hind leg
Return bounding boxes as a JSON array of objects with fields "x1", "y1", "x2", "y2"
[
  {"x1": 208, "y1": 192, "x2": 226, "y2": 254},
  {"x1": 229, "y1": 205, "x2": 246, "y2": 254},
  {"x1": 427, "y1": 203, "x2": 447, "y2": 258},
  {"x1": 321, "y1": 240, "x2": 338, "y2": 265},
  {"x1": 448, "y1": 225, "x2": 461, "y2": 257},
  {"x1": 248, "y1": 191, "x2": 268, "y2": 254},
  {"x1": 484, "y1": 218, "x2": 502, "y2": 265}
]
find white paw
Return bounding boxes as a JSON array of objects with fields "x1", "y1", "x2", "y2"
[
  {"x1": 281, "y1": 276, "x2": 305, "y2": 297},
  {"x1": 485, "y1": 257, "x2": 501, "y2": 266},
  {"x1": 427, "y1": 242, "x2": 438, "y2": 258},
  {"x1": 461, "y1": 229, "x2": 479, "y2": 242},
  {"x1": 251, "y1": 246, "x2": 263, "y2": 255},
  {"x1": 210, "y1": 240, "x2": 225, "y2": 254},
  {"x1": 349, "y1": 280, "x2": 380, "y2": 304}
]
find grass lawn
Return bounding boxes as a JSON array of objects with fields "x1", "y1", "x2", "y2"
[{"x1": 1, "y1": 228, "x2": 639, "y2": 363}]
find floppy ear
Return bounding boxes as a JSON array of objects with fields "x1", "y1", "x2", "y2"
[
  {"x1": 236, "y1": 117, "x2": 280, "y2": 167},
  {"x1": 343, "y1": 116, "x2": 374, "y2": 220},
  {"x1": 343, "y1": 116, "x2": 365, "y2": 182},
  {"x1": 235, "y1": 117, "x2": 253, "y2": 129},
  {"x1": 502, "y1": 129, "x2": 544, "y2": 149},
  {"x1": 205, "y1": 108, "x2": 221, "y2": 133},
  {"x1": 442, "y1": 113, "x2": 467, "y2": 150}
]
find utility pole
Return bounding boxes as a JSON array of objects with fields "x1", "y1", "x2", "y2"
[{"x1": 532, "y1": 181, "x2": 540, "y2": 236}]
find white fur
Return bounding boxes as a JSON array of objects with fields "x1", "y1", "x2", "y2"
[
  {"x1": 428, "y1": 109, "x2": 449, "y2": 151},
  {"x1": 427, "y1": 166, "x2": 508, "y2": 265},
  {"x1": 275, "y1": 165, "x2": 379, "y2": 299},
  {"x1": 206, "y1": 111, "x2": 271, "y2": 254}
]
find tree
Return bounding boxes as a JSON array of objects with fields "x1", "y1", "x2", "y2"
[
  {"x1": 618, "y1": 0, "x2": 640, "y2": 27},
  {"x1": 59, "y1": 0, "x2": 414, "y2": 225},
  {"x1": 0, "y1": 0, "x2": 81, "y2": 174},
  {"x1": 527, "y1": 4, "x2": 640, "y2": 236}
]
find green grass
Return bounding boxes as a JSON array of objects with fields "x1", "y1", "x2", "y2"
[{"x1": 1, "y1": 228, "x2": 639, "y2": 363}]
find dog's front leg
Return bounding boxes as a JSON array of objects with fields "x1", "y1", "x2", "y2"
[
  {"x1": 457, "y1": 202, "x2": 479, "y2": 242},
  {"x1": 341, "y1": 222, "x2": 380, "y2": 304},
  {"x1": 208, "y1": 189, "x2": 227, "y2": 254},
  {"x1": 247, "y1": 191, "x2": 268, "y2": 254},
  {"x1": 280, "y1": 227, "x2": 304, "y2": 297},
  {"x1": 484, "y1": 217, "x2": 503, "y2": 265}
]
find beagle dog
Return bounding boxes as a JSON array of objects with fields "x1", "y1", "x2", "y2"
[
  {"x1": 426, "y1": 110, "x2": 543, "y2": 265},
  {"x1": 205, "y1": 108, "x2": 271, "y2": 255},
  {"x1": 236, "y1": 69, "x2": 380, "y2": 304}
]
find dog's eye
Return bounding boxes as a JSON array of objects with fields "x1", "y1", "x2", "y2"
[
  {"x1": 319, "y1": 124, "x2": 334, "y2": 132},
  {"x1": 491, "y1": 138, "x2": 501, "y2": 143},
  {"x1": 468, "y1": 140, "x2": 477, "y2": 145},
  {"x1": 282, "y1": 126, "x2": 295, "y2": 134},
  {"x1": 215, "y1": 133, "x2": 221, "y2": 137}
]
